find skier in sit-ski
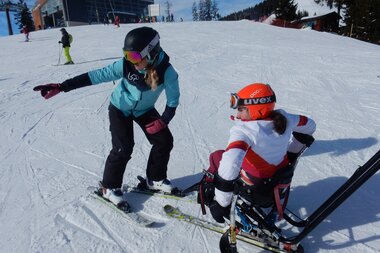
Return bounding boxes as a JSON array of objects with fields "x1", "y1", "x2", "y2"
[
  {"x1": 33, "y1": 27, "x2": 180, "y2": 207},
  {"x1": 198, "y1": 83, "x2": 316, "y2": 224}
]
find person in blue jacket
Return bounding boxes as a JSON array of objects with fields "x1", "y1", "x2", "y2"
[{"x1": 33, "y1": 27, "x2": 180, "y2": 206}]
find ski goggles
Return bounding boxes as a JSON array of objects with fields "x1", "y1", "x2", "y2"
[
  {"x1": 123, "y1": 51, "x2": 144, "y2": 64},
  {"x1": 230, "y1": 93, "x2": 276, "y2": 109},
  {"x1": 123, "y1": 33, "x2": 160, "y2": 64}
]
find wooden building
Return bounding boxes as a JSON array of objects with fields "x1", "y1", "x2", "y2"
[{"x1": 294, "y1": 12, "x2": 341, "y2": 33}]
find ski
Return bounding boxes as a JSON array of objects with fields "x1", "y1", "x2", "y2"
[
  {"x1": 120, "y1": 175, "x2": 198, "y2": 202},
  {"x1": 123, "y1": 184, "x2": 196, "y2": 203},
  {"x1": 137, "y1": 175, "x2": 185, "y2": 196},
  {"x1": 87, "y1": 186, "x2": 155, "y2": 227},
  {"x1": 163, "y1": 204, "x2": 292, "y2": 253}
]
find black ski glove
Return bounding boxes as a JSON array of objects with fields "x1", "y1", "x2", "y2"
[{"x1": 209, "y1": 200, "x2": 230, "y2": 223}]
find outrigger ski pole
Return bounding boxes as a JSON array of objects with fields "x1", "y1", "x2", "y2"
[
  {"x1": 282, "y1": 149, "x2": 380, "y2": 245},
  {"x1": 219, "y1": 149, "x2": 380, "y2": 252},
  {"x1": 220, "y1": 195, "x2": 239, "y2": 253}
]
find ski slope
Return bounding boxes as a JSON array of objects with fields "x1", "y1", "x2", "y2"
[{"x1": 0, "y1": 21, "x2": 379, "y2": 253}]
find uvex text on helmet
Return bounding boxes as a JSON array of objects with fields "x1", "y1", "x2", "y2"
[{"x1": 236, "y1": 83, "x2": 276, "y2": 120}]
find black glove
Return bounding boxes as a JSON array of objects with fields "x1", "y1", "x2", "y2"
[
  {"x1": 209, "y1": 200, "x2": 230, "y2": 223},
  {"x1": 33, "y1": 83, "x2": 61, "y2": 99}
]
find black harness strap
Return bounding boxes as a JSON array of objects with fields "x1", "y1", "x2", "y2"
[{"x1": 214, "y1": 173, "x2": 237, "y2": 192}]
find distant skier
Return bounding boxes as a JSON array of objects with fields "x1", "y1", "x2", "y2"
[
  {"x1": 103, "y1": 15, "x2": 109, "y2": 25},
  {"x1": 59, "y1": 28, "x2": 74, "y2": 65},
  {"x1": 33, "y1": 27, "x2": 180, "y2": 207},
  {"x1": 197, "y1": 83, "x2": 316, "y2": 223},
  {"x1": 21, "y1": 25, "x2": 29, "y2": 42},
  {"x1": 115, "y1": 16, "x2": 120, "y2": 27}
]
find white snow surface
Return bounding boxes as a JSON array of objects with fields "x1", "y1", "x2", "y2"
[{"x1": 0, "y1": 21, "x2": 380, "y2": 253}]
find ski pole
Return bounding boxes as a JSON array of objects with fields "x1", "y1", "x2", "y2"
[
  {"x1": 219, "y1": 194, "x2": 239, "y2": 253},
  {"x1": 58, "y1": 44, "x2": 62, "y2": 65},
  {"x1": 228, "y1": 195, "x2": 238, "y2": 253}
]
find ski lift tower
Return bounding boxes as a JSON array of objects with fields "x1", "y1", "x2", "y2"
[{"x1": 0, "y1": 0, "x2": 23, "y2": 35}]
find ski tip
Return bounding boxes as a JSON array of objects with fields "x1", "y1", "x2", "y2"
[
  {"x1": 117, "y1": 202, "x2": 131, "y2": 213},
  {"x1": 171, "y1": 187, "x2": 185, "y2": 197}
]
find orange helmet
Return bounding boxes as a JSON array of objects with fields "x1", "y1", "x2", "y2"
[{"x1": 230, "y1": 83, "x2": 276, "y2": 120}]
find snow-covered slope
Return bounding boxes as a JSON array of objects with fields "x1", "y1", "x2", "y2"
[{"x1": 0, "y1": 21, "x2": 379, "y2": 253}]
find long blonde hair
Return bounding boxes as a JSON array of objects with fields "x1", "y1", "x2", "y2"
[{"x1": 145, "y1": 66, "x2": 159, "y2": 90}]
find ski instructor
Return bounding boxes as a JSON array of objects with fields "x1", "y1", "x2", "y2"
[{"x1": 33, "y1": 27, "x2": 180, "y2": 206}]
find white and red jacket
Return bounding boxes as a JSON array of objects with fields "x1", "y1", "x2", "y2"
[{"x1": 215, "y1": 109, "x2": 316, "y2": 207}]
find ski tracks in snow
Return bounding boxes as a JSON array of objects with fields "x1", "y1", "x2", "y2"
[
  {"x1": 52, "y1": 194, "x2": 162, "y2": 253},
  {"x1": 55, "y1": 205, "x2": 129, "y2": 253}
]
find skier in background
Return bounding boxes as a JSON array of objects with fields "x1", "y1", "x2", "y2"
[
  {"x1": 197, "y1": 83, "x2": 316, "y2": 223},
  {"x1": 115, "y1": 16, "x2": 120, "y2": 27},
  {"x1": 33, "y1": 27, "x2": 180, "y2": 207},
  {"x1": 59, "y1": 28, "x2": 74, "y2": 65},
  {"x1": 21, "y1": 25, "x2": 29, "y2": 42}
]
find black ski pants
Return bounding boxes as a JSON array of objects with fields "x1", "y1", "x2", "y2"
[{"x1": 102, "y1": 103, "x2": 173, "y2": 189}]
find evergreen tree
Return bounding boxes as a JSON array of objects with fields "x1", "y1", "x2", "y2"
[
  {"x1": 296, "y1": 10, "x2": 309, "y2": 19},
  {"x1": 14, "y1": 0, "x2": 34, "y2": 31},
  {"x1": 192, "y1": 1, "x2": 199, "y2": 21},
  {"x1": 194, "y1": 0, "x2": 220, "y2": 21},
  {"x1": 314, "y1": 0, "x2": 345, "y2": 17},
  {"x1": 198, "y1": 0, "x2": 206, "y2": 21},
  {"x1": 211, "y1": 0, "x2": 220, "y2": 20},
  {"x1": 204, "y1": 0, "x2": 212, "y2": 21},
  {"x1": 343, "y1": 0, "x2": 380, "y2": 43},
  {"x1": 275, "y1": 0, "x2": 298, "y2": 21},
  {"x1": 198, "y1": 0, "x2": 210, "y2": 21}
]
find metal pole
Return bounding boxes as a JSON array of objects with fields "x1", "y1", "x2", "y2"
[
  {"x1": 58, "y1": 43, "x2": 62, "y2": 65},
  {"x1": 5, "y1": 5, "x2": 13, "y2": 35},
  {"x1": 108, "y1": 0, "x2": 115, "y2": 20},
  {"x1": 52, "y1": 12, "x2": 56, "y2": 27},
  {"x1": 64, "y1": 0, "x2": 70, "y2": 26}
]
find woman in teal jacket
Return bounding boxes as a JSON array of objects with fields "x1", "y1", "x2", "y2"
[{"x1": 34, "y1": 27, "x2": 180, "y2": 206}]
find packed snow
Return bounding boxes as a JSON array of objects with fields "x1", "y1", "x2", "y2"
[{"x1": 0, "y1": 21, "x2": 379, "y2": 253}]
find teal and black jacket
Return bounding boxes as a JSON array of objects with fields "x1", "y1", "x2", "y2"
[{"x1": 59, "y1": 50, "x2": 180, "y2": 124}]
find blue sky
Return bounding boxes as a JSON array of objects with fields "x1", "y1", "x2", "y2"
[
  {"x1": 0, "y1": 12, "x2": 18, "y2": 36},
  {"x1": 1, "y1": 0, "x2": 262, "y2": 36}
]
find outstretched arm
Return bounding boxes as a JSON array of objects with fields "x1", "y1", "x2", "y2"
[
  {"x1": 33, "y1": 73, "x2": 92, "y2": 99},
  {"x1": 33, "y1": 59, "x2": 124, "y2": 99}
]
